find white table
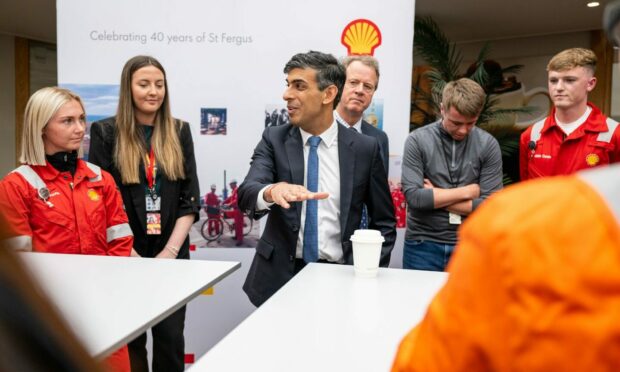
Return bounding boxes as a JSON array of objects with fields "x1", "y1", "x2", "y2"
[
  {"x1": 20, "y1": 253, "x2": 240, "y2": 359},
  {"x1": 190, "y1": 263, "x2": 448, "y2": 372}
]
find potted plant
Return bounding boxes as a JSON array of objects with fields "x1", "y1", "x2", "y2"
[{"x1": 411, "y1": 16, "x2": 540, "y2": 184}]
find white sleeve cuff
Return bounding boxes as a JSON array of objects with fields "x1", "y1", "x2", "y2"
[
  {"x1": 4, "y1": 235, "x2": 33, "y2": 252},
  {"x1": 256, "y1": 185, "x2": 275, "y2": 211}
]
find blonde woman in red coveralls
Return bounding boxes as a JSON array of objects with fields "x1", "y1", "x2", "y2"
[{"x1": 0, "y1": 87, "x2": 134, "y2": 372}]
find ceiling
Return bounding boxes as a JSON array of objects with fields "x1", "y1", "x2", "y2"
[
  {"x1": 0, "y1": 0, "x2": 56, "y2": 43},
  {"x1": 415, "y1": 0, "x2": 607, "y2": 43},
  {"x1": 0, "y1": 0, "x2": 610, "y2": 44}
]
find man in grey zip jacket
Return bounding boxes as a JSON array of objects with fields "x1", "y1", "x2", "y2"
[{"x1": 401, "y1": 78, "x2": 503, "y2": 271}]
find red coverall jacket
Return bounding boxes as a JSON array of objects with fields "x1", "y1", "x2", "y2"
[
  {"x1": 520, "y1": 103, "x2": 620, "y2": 180},
  {"x1": 223, "y1": 186, "x2": 238, "y2": 209},
  {"x1": 0, "y1": 160, "x2": 133, "y2": 371},
  {"x1": 205, "y1": 192, "x2": 220, "y2": 215},
  {"x1": 0, "y1": 160, "x2": 133, "y2": 255}
]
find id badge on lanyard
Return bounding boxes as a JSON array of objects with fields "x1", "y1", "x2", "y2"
[
  {"x1": 146, "y1": 191, "x2": 161, "y2": 211},
  {"x1": 145, "y1": 149, "x2": 161, "y2": 235},
  {"x1": 449, "y1": 212, "x2": 462, "y2": 225}
]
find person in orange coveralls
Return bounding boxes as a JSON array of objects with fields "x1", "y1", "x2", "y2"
[
  {"x1": 0, "y1": 87, "x2": 133, "y2": 372},
  {"x1": 392, "y1": 162, "x2": 619, "y2": 372}
]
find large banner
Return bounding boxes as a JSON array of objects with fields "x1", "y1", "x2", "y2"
[{"x1": 58, "y1": 0, "x2": 414, "y2": 364}]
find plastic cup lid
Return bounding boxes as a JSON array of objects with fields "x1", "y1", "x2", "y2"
[{"x1": 350, "y1": 229, "x2": 385, "y2": 242}]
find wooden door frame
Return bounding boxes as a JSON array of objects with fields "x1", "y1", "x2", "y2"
[
  {"x1": 590, "y1": 30, "x2": 614, "y2": 116},
  {"x1": 14, "y1": 37, "x2": 29, "y2": 165}
]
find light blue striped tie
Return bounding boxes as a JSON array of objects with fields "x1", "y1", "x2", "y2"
[{"x1": 303, "y1": 136, "x2": 321, "y2": 263}]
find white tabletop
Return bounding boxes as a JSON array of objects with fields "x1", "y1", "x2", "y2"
[
  {"x1": 20, "y1": 253, "x2": 240, "y2": 359},
  {"x1": 190, "y1": 263, "x2": 447, "y2": 372}
]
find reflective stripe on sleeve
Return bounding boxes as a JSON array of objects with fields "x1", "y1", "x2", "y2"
[
  {"x1": 529, "y1": 118, "x2": 546, "y2": 144},
  {"x1": 12, "y1": 165, "x2": 46, "y2": 191},
  {"x1": 3, "y1": 235, "x2": 33, "y2": 251},
  {"x1": 597, "y1": 118, "x2": 620, "y2": 143},
  {"x1": 106, "y1": 223, "x2": 133, "y2": 243}
]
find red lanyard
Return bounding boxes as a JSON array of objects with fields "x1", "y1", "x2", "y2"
[{"x1": 145, "y1": 148, "x2": 157, "y2": 190}]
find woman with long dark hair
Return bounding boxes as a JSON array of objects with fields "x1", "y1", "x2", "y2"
[{"x1": 89, "y1": 55, "x2": 200, "y2": 372}]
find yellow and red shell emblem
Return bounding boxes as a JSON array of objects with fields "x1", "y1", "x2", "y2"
[
  {"x1": 341, "y1": 19, "x2": 382, "y2": 56},
  {"x1": 585, "y1": 153, "x2": 600, "y2": 166},
  {"x1": 87, "y1": 189, "x2": 100, "y2": 202}
]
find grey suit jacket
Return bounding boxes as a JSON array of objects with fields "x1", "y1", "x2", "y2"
[{"x1": 238, "y1": 123, "x2": 396, "y2": 306}]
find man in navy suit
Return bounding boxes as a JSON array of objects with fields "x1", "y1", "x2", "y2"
[
  {"x1": 335, "y1": 55, "x2": 389, "y2": 174},
  {"x1": 238, "y1": 51, "x2": 396, "y2": 307}
]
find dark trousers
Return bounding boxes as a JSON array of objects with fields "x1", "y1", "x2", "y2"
[
  {"x1": 294, "y1": 258, "x2": 337, "y2": 274},
  {"x1": 128, "y1": 305, "x2": 186, "y2": 372}
]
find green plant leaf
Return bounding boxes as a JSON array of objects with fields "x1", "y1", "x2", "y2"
[
  {"x1": 414, "y1": 17, "x2": 462, "y2": 82},
  {"x1": 501, "y1": 64, "x2": 524, "y2": 75}
]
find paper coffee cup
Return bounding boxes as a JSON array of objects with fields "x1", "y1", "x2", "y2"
[{"x1": 350, "y1": 229, "x2": 384, "y2": 277}]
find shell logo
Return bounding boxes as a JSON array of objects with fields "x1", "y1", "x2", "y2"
[
  {"x1": 87, "y1": 189, "x2": 100, "y2": 202},
  {"x1": 585, "y1": 153, "x2": 600, "y2": 166},
  {"x1": 341, "y1": 19, "x2": 382, "y2": 56}
]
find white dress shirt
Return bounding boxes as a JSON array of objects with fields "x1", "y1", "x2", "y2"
[
  {"x1": 334, "y1": 110, "x2": 362, "y2": 132},
  {"x1": 256, "y1": 120, "x2": 343, "y2": 262}
]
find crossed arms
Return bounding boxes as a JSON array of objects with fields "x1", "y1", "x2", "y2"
[
  {"x1": 422, "y1": 179, "x2": 480, "y2": 216},
  {"x1": 401, "y1": 133, "x2": 503, "y2": 216}
]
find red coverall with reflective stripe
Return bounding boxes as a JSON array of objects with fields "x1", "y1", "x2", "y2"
[
  {"x1": 0, "y1": 160, "x2": 133, "y2": 372},
  {"x1": 519, "y1": 103, "x2": 620, "y2": 180},
  {"x1": 0, "y1": 161, "x2": 132, "y2": 255}
]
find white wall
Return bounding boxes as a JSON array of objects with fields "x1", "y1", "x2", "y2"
[{"x1": 0, "y1": 35, "x2": 16, "y2": 176}]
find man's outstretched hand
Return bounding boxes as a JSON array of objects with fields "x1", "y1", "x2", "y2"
[{"x1": 264, "y1": 182, "x2": 329, "y2": 209}]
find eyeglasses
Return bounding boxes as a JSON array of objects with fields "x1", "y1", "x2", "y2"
[{"x1": 345, "y1": 79, "x2": 375, "y2": 93}]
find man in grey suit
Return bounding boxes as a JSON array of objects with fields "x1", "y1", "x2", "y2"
[
  {"x1": 335, "y1": 55, "x2": 389, "y2": 173},
  {"x1": 238, "y1": 51, "x2": 396, "y2": 307}
]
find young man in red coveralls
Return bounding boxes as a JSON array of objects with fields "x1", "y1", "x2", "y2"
[{"x1": 520, "y1": 48, "x2": 620, "y2": 180}]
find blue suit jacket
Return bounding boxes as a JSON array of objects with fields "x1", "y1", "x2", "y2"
[
  {"x1": 361, "y1": 120, "x2": 390, "y2": 174},
  {"x1": 238, "y1": 123, "x2": 396, "y2": 306}
]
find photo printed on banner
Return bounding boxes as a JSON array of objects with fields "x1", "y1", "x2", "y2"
[
  {"x1": 201, "y1": 108, "x2": 228, "y2": 135},
  {"x1": 363, "y1": 98, "x2": 384, "y2": 130},
  {"x1": 60, "y1": 83, "x2": 119, "y2": 160},
  {"x1": 264, "y1": 104, "x2": 290, "y2": 128},
  {"x1": 195, "y1": 174, "x2": 260, "y2": 249},
  {"x1": 388, "y1": 155, "x2": 406, "y2": 229}
]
